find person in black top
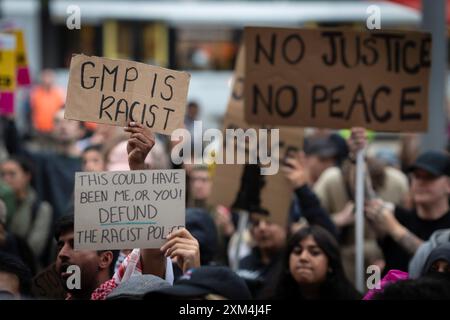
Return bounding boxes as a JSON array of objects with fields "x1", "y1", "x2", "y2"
[
  {"x1": 263, "y1": 225, "x2": 361, "y2": 300},
  {"x1": 235, "y1": 208, "x2": 286, "y2": 299},
  {"x1": 365, "y1": 150, "x2": 450, "y2": 274}
]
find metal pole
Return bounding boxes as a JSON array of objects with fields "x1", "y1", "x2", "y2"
[
  {"x1": 420, "y1": 0, "x2": 447, "y2": 152},
  {"x1": 355, "y1": 149, "x2": 365, "y2": 292},
  {"x1": 231, "y1": 210, "x2": 249, "y2": 272}
]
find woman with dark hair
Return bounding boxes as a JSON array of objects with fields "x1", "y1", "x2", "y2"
[
  {"x1": 265, "y1": 225, "x2": 361, "y2": 300},
  {"x1": 0, "y1": 156, "x2": 53, "y2": 269}
]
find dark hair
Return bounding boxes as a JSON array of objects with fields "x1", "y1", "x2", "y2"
[
  {"x1": 2, "y1": 156, "x2": 35, "y2": 187},
  {"x1": 54, "y1": 214, "x2": 119, "y2": 278},
  {"x1": 374, "y1": 275, "x2": 450, "y2": 300},
  {"x1": 249, "y1": 206, "x2": 270, "y2": 217},
  {"x1": 54, "y1": 213, "x2": 75, "y2": 242},
  {"x1": 188, "y1": 101, "x2": 199, "y2": 109},
  {"x1": 0, "y1": 252, "x2": 32, "y2": 298},
  {"x1": 266, "y1": 225, "x2": 361, "y2": 300},
  {"x1": 82, "y1": 144, "x2": 103, "y2": 156}
]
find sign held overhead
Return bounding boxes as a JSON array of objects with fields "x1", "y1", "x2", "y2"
[
  {"x1": 244, "y1": 27, "x2": 431, "y2": 132},
  {"x1": 74, "y1": 169, "x2": 186, "y2": 250},
  {"x1": 65, "y1": 54, "x2": 191, "y2": 135}
]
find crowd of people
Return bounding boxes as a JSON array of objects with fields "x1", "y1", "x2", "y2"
[{"x1": 0, "y1": 70, "x2": 450, "y2": 300}]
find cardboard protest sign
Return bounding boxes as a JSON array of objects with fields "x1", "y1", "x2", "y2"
[
  {"x1": 244, "y1": 27, "x2": 431, "y2": 132},
  {"x1": 74, "y1": 169, "x2": 185, "y2": 250},
  {"x1": 65, "y1": 54, "x2": 191, "y2": 135},
  {"x1": 208, "y1": 46, "x2": 303, "y2": 227},
  {"x1": 0, "y1": 33, "x2": 16, "y2": 115}
]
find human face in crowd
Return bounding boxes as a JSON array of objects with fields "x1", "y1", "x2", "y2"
[
  {"x1": 0, "y1": 271, "x2": 20, "y2": 299},
  {"x1": 56, "y1": 230, "x2": 110, "y2": 297},
  {"x1": 410, "y1": 169, "x2": 450, "y2": 206},
  {"x1": 249, "y1": 213, "x2": 286, "y2": 252},
  {"x1": 430, "y1": 259, "x2": 450, "y2": 275},
  {"x1": 0, "y1": 160, "x2": 31, "y2": 196},
  {"x1": 53, "y1": 110, "x2": 85, "y2": 144},
  {"x1": 289, "y1": 235, "x2": 329, "y2": 286},
  {"x1": 189, "y1": 169, "x2": 212, "y2": 201},
  {"x1": 82, "y1": 150, "x2": 105, "y2": 172},
  {"x1": 106, "y1": 141, "x2": 130, "y2": 171}
]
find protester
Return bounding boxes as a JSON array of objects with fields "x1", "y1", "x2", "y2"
[
  {"x1": 185, "y1": 208, "x2": 218, "y2": 266},
  {"x1": 187, "y1": 164, "x2": 212, "y2": 209},
  {"x1": 55, "y1": 209, "x2": 200, "y2": 300},
  {"x1": 303, "y1": 134, "x2": 348, "y2": 185},
  {"x1": 186, "y1": 165, "x2": 237, "y2": 265},
  {"x1": 54, "y1": 213, "x2": 119, "y2": 300},
  {"x1": 0, "y1": 199, "x2": 37, "y2": 275},
  {"x1": 0, "y1": 251, "x2": 33, "y2": 299},
  {"x1": 282, "y1": 150, "x2": 337, "y2": 237},
  {"x1": 81, "y1": 145, "x2": 106, "y2": 172},
  {"x1": 409, "y1": 228, "x2": 450, "y2": 278},
  {"x1": 2, "y1": 110, "x2": 84, "y2": 220},
  {"x1": 184, "y1": 101, "x2": 202, "y2": 145},
  {"x1": 0, "y1": 156, "x2": 53, "y2": 267},
  {"x1": 53, "y1": 122, "x2": 201, "y2": 300},
  {"x1": 263, "y1": 225, "x2": 360, "y2": 300},
  {"x1": 314, "y1": 127, "x2": 409, "y2": 280},
  {"x1": 420, "y1": 243, "x2": 450, "y2": 277},
  {"x1": 29, "y1": 69, "x2": 65, "y2": 135},
  {"x1": 365, "y1": 150, "x2": 450, "y2": 274},
  {"x1": 236, "y1": 207, "x2": 286, "y2": 298}
]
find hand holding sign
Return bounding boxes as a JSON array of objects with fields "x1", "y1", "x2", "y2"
[
  {"x1": 160, "y1": 228, "x2": 200, "y2": 273},
  {"x1": 124, "y1": 121, "x2": 155, "y2": 170}
]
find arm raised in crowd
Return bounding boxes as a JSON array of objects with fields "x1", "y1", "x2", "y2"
[
  {"x1": 282, "y1": 151, "x2": 338, "y2": 237},
  {"x1": 365, "y1": 199, "x2": 423, "y2": 255},
  {"x1": 348, "y1": 127, "x2": 424, "y2": 255},
  {"x1": 124, "y1": 122, "x2": 201, "y2": 276},
  {"x1": 124, "y1": 121, "x2": 155, "y2": 170},
  {"x1": 124, "y1": 121, "x2": 166, "y2": 277}
]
